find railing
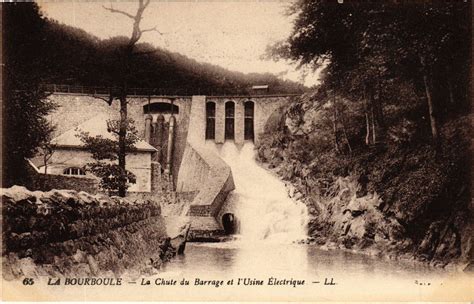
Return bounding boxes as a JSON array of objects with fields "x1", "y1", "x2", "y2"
[
  {"x1": 42, "y1": 84, "x2": 192, "y2": 96},
  {"x1": 41, "y1": 84, "x2": 304, "y2": 97}
]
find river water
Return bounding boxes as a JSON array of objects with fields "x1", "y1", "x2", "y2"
[{"x1": 158, "y1": 142, "x2": 466, "y2": 301}]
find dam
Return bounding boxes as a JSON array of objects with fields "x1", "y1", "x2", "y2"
[
  {"x1": 21, "y1": 90, "x2": 459, "y2": 302},
  {"x1": 34, "y1": 90, "x2": 301, "y2": 240}
]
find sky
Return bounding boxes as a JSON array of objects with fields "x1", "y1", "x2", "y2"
[{"x1": 38, "y1": 1, "x2": 320, "y2": 87}]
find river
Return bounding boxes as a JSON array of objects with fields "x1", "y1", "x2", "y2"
[{"x1": 158, "y1": 142, "x2": 465, "y2": 301}]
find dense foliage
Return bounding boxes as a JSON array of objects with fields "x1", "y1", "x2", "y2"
[
  {"x1": 20, "y1": 4, "x2": 306, "y2": 95},
  {"x1": 259, "y1": 1, "x2": 471, "y2": 265},
  {"x1": 270, "y1": 0, "x2": 470, "y2": 145},
  {"x1": 3, "y1": 3, "x2": 57, "y2": 186},
  {"x1": 77, "y1": 119, "x2": 139, "y2": 195}
]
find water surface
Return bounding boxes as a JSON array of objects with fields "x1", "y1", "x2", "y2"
[{"x1": 153, "y1": 142, "x2": 466, "y2": 301}]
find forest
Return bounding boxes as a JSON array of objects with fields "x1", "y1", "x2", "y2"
[{"x1": 257, "y1": 0, "x2": 471, "y2": 266}]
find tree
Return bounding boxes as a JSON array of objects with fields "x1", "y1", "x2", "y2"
[
  {"x1": 91, "y1": 0, "x2": 156, "y2": 197},
  {"x1": 270, "y1": 1, "x2": 470, "y2": 146},
  {"x1": 392, "y1": 2, "x2": 470, "y2": 144},
  {"x1": 3, "y1": 3, "x2": 56, "y2": 186},
  {"x1": 78, "y1": 119, "x2": 139, "y2": 195},
  {"x1": 39, "y1": 137, "x2": 56, "y2": 174}
]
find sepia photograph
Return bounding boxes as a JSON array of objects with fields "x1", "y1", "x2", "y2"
[{"x1": 1, "y1": 0, "x2": 472, "y2": 301}]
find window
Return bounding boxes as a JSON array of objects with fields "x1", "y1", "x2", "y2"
[
  {"x1": 225, "y1": 101, "x2": 235, "y2": 140},
  {"x1": 143, "y1": 102, "x2": 179, "y2": 115},
  {"x1": 63, "y1": 167, "x2": 86, "y2": 176},
  {"x1": 205, "y1": 102, "x2": 216, "y2": 140},
  {"x1": 244, "y1": 101, "x2": 254, "y2": 141}
]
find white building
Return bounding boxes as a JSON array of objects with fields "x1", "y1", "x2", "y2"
[{"x1": 35, "y1": 115, "x2": 157, "y2": 193}]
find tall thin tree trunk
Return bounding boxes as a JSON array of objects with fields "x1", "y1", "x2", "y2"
[
  {"x1": 423, "y1": 72, "x2": 439, "y2": 143},
  {"x1": 371, "y1": 108, "x2": 376, "y2": 144},
  {"x1": 364, "y1": 85, "x2": 371, "y2": 146},
  {"x1": 101, "y1": 0, "x2": 153, "y2": 197},
  {"x1": 420, "y1": 56, "x2": 439, "y2": 144},
  {"x1": 376, "y1": 76, "x2": 386, "y2": 140},
  {"x1": 332, "y1": 106, "x2": 340, "y2": 154},
  {"x1": 341, "y1": 120, "x2": 352, "y2": 154},
  {"x1": 445, "y1": 64, "x2": 455, "y2": 106},
  {"x1": 365, "y1": 84, "x2": 377, "y2": 144},
  {"x1": 332, "y1": 94, "x2": 340, "y2": 153},
  {"x1": 365, "y1": 112, "x2": 371, "y2": 145},
  {"x1": 368, "y1": 86, "x2": 376, "y2": 144},
  {"x1": 118, "y1": 93, "x2": 127, "y2": 197}
]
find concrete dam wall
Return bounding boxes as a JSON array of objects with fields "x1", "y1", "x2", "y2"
[
  {"x1": 42, "y1": 92, "x2": 296, "y2": 240},
  {"x1": 176, "y1": 95, "x2": 235, "y2": 240}
]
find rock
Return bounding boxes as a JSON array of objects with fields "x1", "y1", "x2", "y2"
[
  {"x1": 2, "y1": 186, "x2": 36, "y2": 202},
  {"x1": 170, "y1": 223, "x2": 191, "y2": 255},
  {"x1": 87, "y1": 255, "x2": 99, "y2": 276},
  {"x1": 462, "y1": 262, "x2": 474, "y2": 273},
  {"x1": 293, "y1": 192, "x2": 303, "y2": 200},
  {"x1": 72, "y1": 250, "x2": 86, "y2": 264}
]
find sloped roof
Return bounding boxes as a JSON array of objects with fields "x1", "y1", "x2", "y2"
[
  {"x1": 29, "y1": 155, "x2": 45, "y2": 168},
  {"x1": 51, "y1": 114, "x2": 157, "y2": 152}
]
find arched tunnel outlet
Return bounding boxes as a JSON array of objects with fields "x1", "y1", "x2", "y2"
[{"x1": 222, "y1": 213, "x2": 239, "y2": 235}]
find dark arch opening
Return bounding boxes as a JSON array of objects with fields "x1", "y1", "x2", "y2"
[
  {"x1": 244, "y1": 101, "x2": 254, "y2": 141},
  {"x1": 143, "y1": 102, "x2": 179, "y2": 114},
  {"x1": 205, "y1": 102, "x2": 216, "y2": 140},
  {"x1": 222, "y1": 213, "x2": 238, "y2": 235},
  {"x1": 225, "y1": 101, "x2": 235, "y2": 140}
]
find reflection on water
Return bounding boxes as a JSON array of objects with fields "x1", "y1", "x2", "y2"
[
  {"x1": 164, "y1": 142, "x2": 447, "y2": 283},
  {"x1": 155, "y1": 142, "x2": 468, "y2": 301},
  {"x1": 163, "y1": 242, "x2": 446, "y2": 280},
  {"x1": 156, "y1": 242, "x2": 469, "y2": 301}
]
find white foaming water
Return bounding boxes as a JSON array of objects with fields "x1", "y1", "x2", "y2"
[{"x1": 205, "y1": 141, "x2": 308, "y2": 243}]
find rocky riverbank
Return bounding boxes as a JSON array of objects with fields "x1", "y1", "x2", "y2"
[
  {"x1": 256, "y1": 93, "x2": 472, "y2": 271},
  {"x1": 1, "y1": 186, "x2": 187, "y2": 279}
]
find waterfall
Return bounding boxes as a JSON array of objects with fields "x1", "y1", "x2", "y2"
[{"x1": 206, "y1": 141, "x2": 308, "y2": 243}]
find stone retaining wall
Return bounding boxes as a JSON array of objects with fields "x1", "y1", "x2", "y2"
[
  {"x1": 26, "y1": 160, "x2": 99, "y2": 194},
  {"x1": 2, "y1": 186, "x2": 174, "y2": 279},
  {"x1": 30, "y1": 173, "x2": 99, "y2": 194}
]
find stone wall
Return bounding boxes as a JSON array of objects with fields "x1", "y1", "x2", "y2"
[
  {"x1": 2, "y1": 186, "x2": 175, "y2": 279},
  {"x1": 47, "y1": 94, "x2": 191, "y2": 139},
  {"x1": 26, "y1": 160, "x2": 99, "y2": 194},
  {"x1": 29, "y1": 172, "x2": 99, "y2": 194},
  {"x1": 44, "y1": 148, "x2": 153, "y2": 193}
]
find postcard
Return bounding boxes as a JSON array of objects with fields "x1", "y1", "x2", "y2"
[{"x1": 2, "y1": 0, "x2": 472, "y2": 301}]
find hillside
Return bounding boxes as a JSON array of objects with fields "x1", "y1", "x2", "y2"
[
  {"x1": 256, "y1": 91, "x2": 471, "y2": 268},
  {"x1": 254, "y1": 1, "x2": 471, "y2": 268},
  {"x1": 11, "y1": 3, "x2": 307, "y2": 95}
]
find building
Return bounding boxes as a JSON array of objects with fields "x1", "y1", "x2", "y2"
[{"x1": 34, "y1": 114, "x2": 157, "y2": 193}]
